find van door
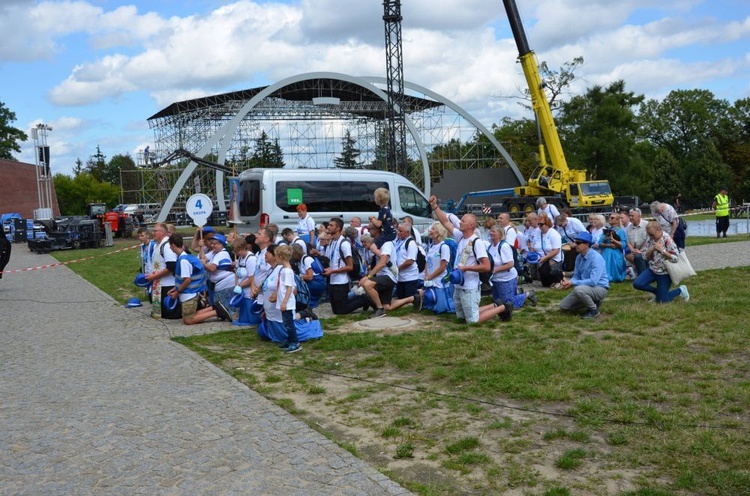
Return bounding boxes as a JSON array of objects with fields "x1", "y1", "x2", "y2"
[{"x1": 239, "y1": 175, "x2": 262, "y2": 226}]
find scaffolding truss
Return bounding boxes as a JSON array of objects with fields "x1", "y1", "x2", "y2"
[{"x1": 123, "y1": 75, "x2": 518, "y2": 212}]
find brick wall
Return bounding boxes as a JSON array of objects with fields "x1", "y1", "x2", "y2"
[{"x1": 0, "y1": 159, "x2": 60, "y2": 218}]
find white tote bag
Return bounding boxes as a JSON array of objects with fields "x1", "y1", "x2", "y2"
[{"x1": 665, "y1": 250, "x2": 696, "y2": 286}]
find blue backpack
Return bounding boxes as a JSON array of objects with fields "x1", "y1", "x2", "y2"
[{"x1": 443, "y1": 238, "x2": 459, "y2": 270}]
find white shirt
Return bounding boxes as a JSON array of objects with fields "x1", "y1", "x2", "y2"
[
  {"x1": 426, "y1": 242, "x2": 451, "y2": 287},
  {"x1": 297, "y1": 214, "x2": 316, "y2": 236},
  {"x1": 490, "y1": 241, "x2": 518, "y2": 283},
  {"x1": 262, "y1": 266, "x2": 282, "y2": 322},
  {"x1": 207, "y1": 249, "x2": 234, "y2": 291},
  {"x1": 328, "y1": 235, "x2": 352, "y2": 285},
  {"x1": 556, "y1": 217, "x2": 586, "y2": 242},
  {"x1": 236, "y1": 252, "x2": 257, "y2": 298},
  {"x1": 538, "y1": 204, "x2": 560, "y2": 220},
  {"x1": 153, "y1": 238, "x2": 176, "y2": 287},
  {"x1": 254, "y1": 247, "x2": 270, "y2": 303},
  {"x1": 276, "y1": 266, "x2": 296, "y2": 312},
  {"x1": 453, "y1": 229, "x2": 487, "y2": 290},
  {"x1": 394, "y1": 236, "x2": 419, "y2": 282},
  {"x1": 502, "y1": 225, "x2": 517, "y2": 248},
  {"x1": 374, "y1": 240, "x2": 397, "y2": 284},
  {"x1": 531, "y1": 228, "x2": 563, "y2": 263},
  {"x1": 520, "y1": 226, "x2": 540, "y2": 253}
]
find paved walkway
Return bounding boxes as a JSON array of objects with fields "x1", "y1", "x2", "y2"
[{"x1": 0, "y1": 247, "x2": 409, "y2": 495}]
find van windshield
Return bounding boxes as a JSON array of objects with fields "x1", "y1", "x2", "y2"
[{"x1": 239, "y1": 179, "x2": 260, "y2": 216}]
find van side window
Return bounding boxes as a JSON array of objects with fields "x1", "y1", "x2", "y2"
[
  {"x1": 342, "y1": 181, "x2": 388, "y2": 211},
  {"x1": 240, "y1": 179, "x2": 261, "y2": 216},
  {"x1": 274, "y1": 181, "x2": 388, "y2": 212},
  {"x1": 398, "y1": 186, "x2": 431, "y2": 218}
]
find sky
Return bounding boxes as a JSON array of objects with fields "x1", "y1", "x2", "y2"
[{"x1": 1, "y1": 0, "x2": 749, "y2": 176}]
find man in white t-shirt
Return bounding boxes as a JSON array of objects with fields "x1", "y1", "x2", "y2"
[
  {"x1": 146, "y1": 222, "x2": 180, "y2": 319},
  {"x1": 358, "y1": 223, "x2": 397, "y2": 318},
  {"x1": 497, "y1": 213, "x2": 518, "y2": 248},
  {"x1": 430, "y1": 197, "x2": 510, "y2": 323},
  {"x1": 324, "y1": 218, "x2": 368, "y2": 315}
]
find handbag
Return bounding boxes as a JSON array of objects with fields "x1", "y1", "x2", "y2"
[{"x1": 664, "y1": 250, "x2": 696, "y2": 285}]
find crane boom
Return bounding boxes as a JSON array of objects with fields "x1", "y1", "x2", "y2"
[{"x1": 501, "y1": 0, "x2": 613, "y2": 209}]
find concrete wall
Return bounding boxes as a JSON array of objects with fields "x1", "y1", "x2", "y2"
[{"x1": 0, "y1": 159, "x2": 60, "y2": 218}]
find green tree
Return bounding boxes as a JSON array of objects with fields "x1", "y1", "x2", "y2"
[
  {"x1": 53, "y1": 172, "x2": 119, "y2": 215},
  {"x1": 0, "y1": 101, "x2": 28, "y2": 160},
  {"x1": 249, "y1": 131, "x2": 284, "y2": 168},
  {"x1": 73, "y1": 158, "x2": 84, "y2": 176},
  {"x1": 85, "y1": 145, "x2": 108, "y2": 182},
  {"x1": 110, "y1": 154, "x2": 138, "y2": 202},
  {"x1": 649, "y1": 149, "x2": 682, "y2": 202},
  {"x1": 103, "y1": 153, "x2": 134, "y2": 186},
  {"x1": 334, "y1": 130, "x2": 361, "y2": 168},
  {"x1": 715, "y1": 97, "x2": 750, "y2": 201},
  {"x1": 491, "y1": 117, "x2": 540, "y2": 180},
  {"x1": 557, "y1": 80, "x2": 644, "y2": 192}
]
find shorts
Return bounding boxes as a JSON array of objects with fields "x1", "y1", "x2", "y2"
[
  {"x1": 181, "y1": 296, "x2": 198, "y2": 319},
  {"x1": 396, "y1": 279, "x2": 419, "y2": 299},
  {"x1": 372, "y1": 275, "x2": 396, "y2": 305}
]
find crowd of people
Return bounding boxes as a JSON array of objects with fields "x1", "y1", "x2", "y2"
[{"x1": 134, "y1": 193, "x2": 700, "y2": 353}]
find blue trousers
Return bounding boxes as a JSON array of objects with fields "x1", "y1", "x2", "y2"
[
  {"x1": 633, "y1": 268, "x2": 681, "y2": 303},
  {"x1": 491, "y1": 279, "x2": 527, "y2": 309}
]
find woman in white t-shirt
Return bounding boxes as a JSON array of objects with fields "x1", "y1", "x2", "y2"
[
  {"x1": 296, "y1": 203, "x2": 316, "y2": 246},
  {"x1": 532, "y1": 214, "x2": 564, "y2": 288},
  {"x1": 202, "y1": 233, "x2": 235, "y2": 314},
  {"x1": 230, "y1": 237, "x2": 260, "y2": 326},
  {"x1": 487, "y1": 226, "x2": 537, "y2": 309}
]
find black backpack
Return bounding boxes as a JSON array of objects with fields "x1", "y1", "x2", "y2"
[
  {"x1": 405, "y1": 238, "x2": 426, "y2": 273},
  {"x1": 471, "y1": 238, "x2": 494, "y2": 285},
  {"x1": 339, "y1": 240, "x2": 364, "y2": 280}
]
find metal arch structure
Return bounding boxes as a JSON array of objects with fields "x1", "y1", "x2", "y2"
[
  {"x1": 148, "y1": 72, "x2": 525, "y2": 223},
  {"x1": 364, "y1": 76, "x2": 526, "y2": 185}
]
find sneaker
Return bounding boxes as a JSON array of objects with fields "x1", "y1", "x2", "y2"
[
  {"x1": 278, "y1": 341, "x2": 290, "y2": 349},
  {"x1": 527, "y1": 290, "x2": 538, "y2": 307},
  {"x1": 284, "y1": 342, "x2": 302, "y2": 353},
  {"x1": 370, "y1": 308, "x2": 386, "y2": 319},
  {"x1": 413, "y1": 293, "x2": 423, "y2": 312},
  {"x1": 679, "y1": 285, "x2": 690, "y2": 302},
  {"x1": 499, "y1": 301, "x2": 513, "y2": 322},
  {"x1": 214, "y1": 301, "x2": 232, "y2": 321},
  {"x1": 581, "y1": 309, "x2": 600, "y2": 319}
]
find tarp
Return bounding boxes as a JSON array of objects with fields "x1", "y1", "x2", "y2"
[{"x1": 1, "y1": 213, "x2": 22, "y2": 223}]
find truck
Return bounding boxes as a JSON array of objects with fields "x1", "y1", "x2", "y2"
[{"x1": 452, "y1": 0, "x2": 614, "y2": 216}]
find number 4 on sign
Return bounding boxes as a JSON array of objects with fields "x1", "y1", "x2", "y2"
[{"x1": 196, "y1": 199, "x2": 202, "y2": 209}]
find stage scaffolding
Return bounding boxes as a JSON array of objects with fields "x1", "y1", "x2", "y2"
[{"x1": 125, "y1": 75, "x2": 516, "y2": 216}]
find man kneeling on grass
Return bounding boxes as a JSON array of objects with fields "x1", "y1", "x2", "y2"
[
  {"x1": 558, "y1": 231, "x2": 609, "y2": 319},
  {"x1": 167, "y1": 234, "x2": 232, "y2": 325}
]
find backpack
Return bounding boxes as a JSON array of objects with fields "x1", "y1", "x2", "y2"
[
  {"x1": 339, "y1": 240, "x2": 365, "y2": 280},
  {"x1": 405, "y1": 238, "x2": 426, "y2": 273},
  {"x1": 501, "y1": 240, "x2": 525, "y2": 275},
  {"x1": 294, "y1": 273, "x2": 310, "y2": 307},
  {"x1": 443, "y1": 237, "x2": 459, "y2": 270},
  {"x1": 471, "y1": 238, "x2": 494, "y2": 285}
]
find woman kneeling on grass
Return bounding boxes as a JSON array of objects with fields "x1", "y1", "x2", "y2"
[{"x1": 632, "y1": 220, "x2": 689, "y2": 304}]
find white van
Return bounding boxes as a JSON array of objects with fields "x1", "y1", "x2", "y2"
[{"x1": 237, "y1": 168, "x2": 433, "y2": 233}]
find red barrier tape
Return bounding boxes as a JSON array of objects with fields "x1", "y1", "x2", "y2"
[{"x1": 1, "y1": 244, "x2": 140, "y2": 275}]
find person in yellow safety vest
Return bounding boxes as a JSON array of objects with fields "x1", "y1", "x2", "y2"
[{"x1": 712, "y1": 186, "x2": 730, "y2": 238}]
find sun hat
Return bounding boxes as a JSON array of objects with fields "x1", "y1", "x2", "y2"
[
  {"x1": 125, "y1": 297, "x2": 142, "y2": 308},
  {"x1": 448, "y1": 269, "x2": 464, "y2": 286},
  {"x1": 524, "y1": 252, "x2": 541, "y2": 264},
  {"x1": 422, "y1": 288, "x2": 437, "y2": 306},
  {"x1": 202, "y1": 226, "x2": 216, "y2": 234},
  {"x1": 163, "y1": 293, "x2": 178, "y2": 311},
  {"x1": 229, "y1": 292, "x2": 244, "y2": 308},
  {"x1": 573, "y1": 231, "x2": 593, "y2": 245},
  {"x1": 133, "y1": 273, "x2": 151, "y2": 287},
  {"x1": 212, "y1": 233, "x2": 227, "y2": 246}
]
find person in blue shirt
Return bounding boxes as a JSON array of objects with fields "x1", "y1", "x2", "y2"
[{"x1": 559, "y1": 231, "x2": 610, "y2": 319}]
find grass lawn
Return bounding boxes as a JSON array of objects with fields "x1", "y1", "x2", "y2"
[{"x1": 56, "y1": 236, "x2": 750, "y2": 496}]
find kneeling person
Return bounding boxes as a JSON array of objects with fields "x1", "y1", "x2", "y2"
[{"x1": 559, "y1": 232, "x2": 609, "y2": 319}]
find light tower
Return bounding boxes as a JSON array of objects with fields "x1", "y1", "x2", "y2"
[
  {"x1": 383, "y1": 0, "x2": 407, "y2": 178},
  {"x1": 31, "y1": 123, "x2": 54, "y2": 220}
]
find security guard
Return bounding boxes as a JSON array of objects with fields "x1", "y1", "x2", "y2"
[{"x1": 712, "y1": 186, "x2": 730, "y2": 238}]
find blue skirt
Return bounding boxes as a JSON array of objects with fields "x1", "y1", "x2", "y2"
[
  {"x1": 232, "y1": 297, "x2": 262, "y2": 326},
  {"x1": 307, "y1": 275, "x2": 327, "y2": 308},
  {"x1": 423, "y1": 285, "x2": 456, "y2": 314},
  {"x1": 257, "y1": 318, "x2": 324, "y2": 343}
]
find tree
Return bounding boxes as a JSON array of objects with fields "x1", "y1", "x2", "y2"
[
  {"x1": 516, "y1": 56, "x2": 584, "y2": 113},
  {"x1": 73, "y1": 158, "x2": 84, "y2": 176},
  {"x1": 0, "y1": 101, "x2": 28, "y2": 160},
  {"x1": 715, "y1": 97, "x2": 750, "y2": 201},
  {"x1": 53, "y1": 172, "x2": 119, "y2": 215},
  {"x1": 649, "y1": 149, "x2": 682, "y2": 202},
  {"x1": 557, "y1": 80, "x2": 644, "y2": 192},
  {"x1": 110, "y1": 154, "x2": 138, "y2": 202},
  {"x1": 85, "y1": 145, "x2": 108, "y2": 182},
  {"x1": 248, "y1": 131, "x2": 284, "y2": 168},
  {"x1": 491, "y1": 117, "x2": 540, "y2": 180},
  {"x1": 334, "y1": 130, "x2": 362, "y2": 168}
]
